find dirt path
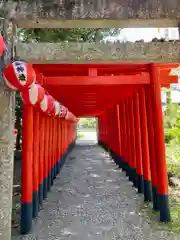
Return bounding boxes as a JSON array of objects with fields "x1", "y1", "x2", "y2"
[{"x1": 12, "y1": 145, "x2": 180, "y2": 240}]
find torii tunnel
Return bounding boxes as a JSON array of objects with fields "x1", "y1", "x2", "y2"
[{"x1": 20, "y1": 62, "x2": 179, "y2": 234}]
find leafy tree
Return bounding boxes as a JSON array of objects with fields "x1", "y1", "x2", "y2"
[
  {"x1": 163, "y1": 88, "x2": 177, "y2": 129},
  {"x1": 17, "y1": 28, "x2": 122, "y2": 43},
  {"x1": 78, "y1": 118, "x2": 97, "y2": 129}
]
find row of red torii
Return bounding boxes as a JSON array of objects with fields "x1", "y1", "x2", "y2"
[
  {"x1": 4, "y1": 61, "x2": 78, "y2": 234},
  {"x1": 4, "y1": 60, "x2": 180, "y2": 235}
]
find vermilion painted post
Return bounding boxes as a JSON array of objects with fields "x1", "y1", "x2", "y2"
[
  {"x1": 128, "y1": 96, "x2": 137, "y2": 187},
  {"x1": 110, "y1": 108, "x2": 114, "y2": 159},
  {"x1": 110, "y1": 108, "x2": 113, "y2": 152},
  {"x1": 125, "y1": 99, "x2": 132, "y2": 179},
  {"x1": 57, "y1": 119, "x2": 61, "y2": 174},
  {"x1": 121, "y1": 100, "x2": 128, "y2": 172},
  {"x1": 21, "y1": 104, "x2": 33, "y2": 234},
  {"x1": 150, "y1": 64, "x2": 170, "y2": 222},
  {"x1": 51, "y1": 118, "x2": 54, "y2": 183},
  {"x1": 55, "y1": 118, "x2": 58, "y2": 176},
  {"x1": 114, "y1": 105, "x2": 120, "y2": 156},
  {"x1": 50, "y1": 118, "x2": 54, "y2": 186},
  {"x1": 32, "y1": 108, "x2": 39, "y2": 218},
  {"x1": 104, "y1": 113, "x2": 106, "y2": 147},
  {"x1": 97, "y1": 117, "x2": 101, "y2": 145},
  {"x1": 116, "y1": 104, "x2": 122, "y2": 166},
  {"x1": 53, "y1": 118, "x2": 57, "y2": 179},
  {"x1": 43, "y1": 115, "x2": 49, "y2": 197},
  {"x1": 145, "y1": 86, "x2": 159, "y2": 211},
  {"x1": 65, "y1": 121, "x2": 68, "y2": 153},
  {"x1": 118, "y1": 101, "x2": 124, "y2": 168},
  {"x1": 139, "y1": 87, "x2": 152, "y2": 202},
  {"x1": 47, "y1": 117, "x2": 52, "y2": 191},
  {"x1": 133, "y1": 92, "x2": 144, "y2": 193},
  {"x1": 102, "y1": 113, "x2": 105, "y2": 147},
  {"x1": 56, "y1": 119, "x2": 59, "y2": 174},
  {"x1": 40, "y1": 114, "x2": 47, "y2": 199},
  {"x1": 38, "y1": 112, "x2": 44, "y2": 205},
  {"x1": 59, "y1": 119, "x2": 62, "y2": 171},
  {"x1": 105, "y1": 113, "x2": 107, "y2": 148},
  {"x1": 59, "y1": 120, "x2": 63, "y2": 170},
  {"x1": 61, "y1": 120, "x2": 65, "y2": 166},
  {"x1": 102, "y1": 115, "x2": 104, "y2": 145}
]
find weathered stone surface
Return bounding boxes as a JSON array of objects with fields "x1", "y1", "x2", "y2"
[
  {"x1": 16, "y1": 42, "x2": 180, "y2": 63},
  {"x1": 0, "y1": 88, "x2": 15, "y2": 240},
  {"x1": 0, "y1": 18, "x2": 16, "y2": 240},
  {"x1": 0, "y1": 0, "x2": 180, "y2": 28}
]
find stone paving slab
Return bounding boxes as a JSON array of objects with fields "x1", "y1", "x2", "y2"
[{"x1": 13, "y1": 145, "x2": 180, "y2": 240}]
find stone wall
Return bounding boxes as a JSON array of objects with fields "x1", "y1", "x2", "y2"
[
  {"x1": 16, "y1": 42, "x2": 180, "y2": 63},
  {"x1": 0, "y1": 19, "x2": 16, "y2": 240},
  {"x1": 0, "y1": 1, "x2": 180, "y2": 28}
]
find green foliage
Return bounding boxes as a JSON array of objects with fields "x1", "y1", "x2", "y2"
[
  {"x1": 17, "y1": 28, "x2": 122, "y2": 43},
  {"x1": 78, "y1": 118, "x2": 97, "y2": 129},
  {"x1": 164, "y1": 129, "x2": 175, "y2": 144},
  {"x1": 163, "y1": 88, "x2": 178, "y2": 128}
]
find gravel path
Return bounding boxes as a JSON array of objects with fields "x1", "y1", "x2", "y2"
[{"x1": 13, "y1": 144, "x2": 180, "y2": 240}]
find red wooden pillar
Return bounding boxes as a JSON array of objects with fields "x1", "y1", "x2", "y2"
[
  {"x1": 62, "y1": 120, "x2": 65, "y2": 158},
  {"x1": 51, "y1": 118, "x2": 54, "y2": 182},
  {"x1": 128, "y1": 96, "x2": 137, "y2": 187},
  {"x1": 53, "y1": 118, "x2": 57, "y2": 179},
  {"x1": 57, "y1": 119, "x2": 61, "y2": 174},
  {"x1": 32, "y1": 108, "x2": 39, "y2": 218},
  {"x1": 116, "y1": 104, "x2": 121, "y2": 156},
  {"x1": 97, "y1": 116, "x2": 101, "y2": 144},
  {"x1": 47, "y1": 117, "x2": 51, "y2": 191},
  {"x1": 60, "y1": 120, "x2": 63, "y2": 168},
  {"x1": 120, "y1": 100, "x2": 128, "y2": 172},
  {"x1": 150, "y1": 64, "x2": 170, "y2": 222},
  {"x1": 125, "y1": 99, "x2": 132, "y2": 179},
  {"x1": 40, "y1": 114, "x2": 47, "y2": 199},
  {"x1": 118, "y1": 101, "x2": 125, "y2": 169},
  {"x1": 114, "y1": 105, "x2": 120, "y2": 155},
  {"x1": 102, "y1": 113, "x2": 105, "y2": 146},
  {"x1": 56, "y1": 118, "x2": 59, "y2": 174},
  {"x1": 104, "y1": 113, "x2": 107, "y2": 147},
  {"x1": 43, "y1": 115, "x2": 49, "y2": 197},
  {"x1": 97, "y1": 116, "x2": 101, "y2": 145},
  {"x1": 139, "y1": 87, "x2": 152, "y2": 202},
  {"x1": 145, "y1": 86, "x2": 159, "y2": 211},
  {"x1": 64, "y1": 121, "x2": 67, "y2": 153},
  {"x1": 50, "y1": 118, "x2": 54, "y2": 186},
  {"x1": 109, "y1": 108, "x2": 113, "y2": 150},
  {"x1": 21, "y1": 104, "x2": 33, "y2": 234},
  {"x1": 38, "y1": 112, "x2": 44, "y2": 205},
  {"x1": 133, "y1": 92, "x2": 144, "y2": 193}
]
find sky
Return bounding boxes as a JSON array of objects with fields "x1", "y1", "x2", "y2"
[
  {"x1": 105, "y1": 27, "x2": 179, "y2": 42},
  {"x1": 105, "y1": 27, "x2": 180, "y2": 104}
]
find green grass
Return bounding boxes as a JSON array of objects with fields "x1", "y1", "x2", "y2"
[
  {"x1": 165, "y1": 143, "x2": 180, "y2": 234},
  {"x1": 166, "y1": 144, "x2": 180, "y2": 178}
]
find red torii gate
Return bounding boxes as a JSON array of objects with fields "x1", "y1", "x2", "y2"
[{"x1": 19, "y1": 62, "x2": 179, "y2": 234}]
